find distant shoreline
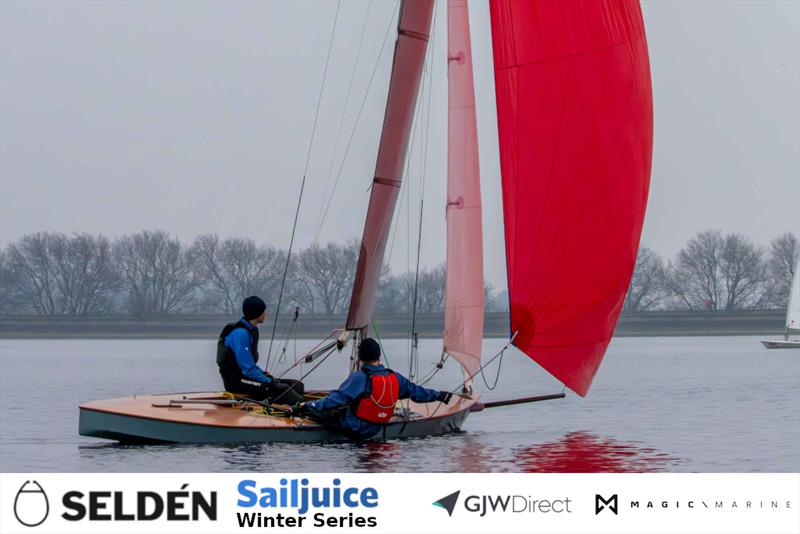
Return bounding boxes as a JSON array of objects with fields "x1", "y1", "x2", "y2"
[{"x1": 0, "y1": 311, "x2": 786, "y2": 339}]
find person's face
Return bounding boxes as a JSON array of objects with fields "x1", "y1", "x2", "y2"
[{"x1": 256, "y1": 311, "x2": 267, "y2": 324}]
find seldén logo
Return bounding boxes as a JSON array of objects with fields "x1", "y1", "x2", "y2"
[
  {"x1": 14, "y1": 481, "x2": 50, "y2": 527},
  {"x1": 432, "y1": 491, "x2": 460, "y2": 517}
]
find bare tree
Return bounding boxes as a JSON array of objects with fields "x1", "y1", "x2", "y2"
[
  {"x1": 669, "y1": 230, "x2": 769, "y2": 311},
  {"x1": 5, "y1": 233, "x2": 59, "y2": 314},
  {"x1": 0, "y1": 248, "x2": 27, "y2": 313},
  {"x1": 624, "y1": 247, "x2": 669, "y2": 311},
  {"x1": 766, "y1": 232, "x2": 798, "y2": 307},
  {"x1": 190, "y1": 234, "x2": 286, "y2": 313},
  {"x1": 374, "y1": 266, "x2": 402, "y2": 315},
  {"x1": 669, "y1": 230, "x2": 725, "y2": 310},
  {"x1": 114, "y1": 231, "x2": 197, "y2": 316},
  {"x1": 295, "y1": 240, "x2": 358, "y2": 314},
  {"x1": 53, "y1": 234, "x2": 118, "y2": 315},
  {"x1": 718, "y1": 233, "x2": 768, "y2": 310},
  {"x1": 414, "y1": 264, "x2": 447, "y2": 313},
  {"x1": 4, "y1": 233, "x2": 118, "y2": 315}
]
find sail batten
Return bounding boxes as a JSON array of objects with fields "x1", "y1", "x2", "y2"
[
  {"x1": 346, "y1": 0, "x2": 434, "y2": 331},
  {"x1": 443, "y1": 0, "x2": 484, "y2": 379},
  {"x1": 489, "y1": 0, "x2": 653, "y2": 396}
]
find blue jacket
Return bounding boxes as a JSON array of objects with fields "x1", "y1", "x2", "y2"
[
  {"x1": 306, "y1": 364, "x2": 440, "y2": 439},
  {"x1": 223, "y1": 318, "x2": 272, "y2": 383}
]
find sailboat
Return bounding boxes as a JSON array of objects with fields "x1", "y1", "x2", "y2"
[
  {"x1": 761, "y1": 266, "x2": 800, "y2": 349},
  {"x1": 79, "y1": 0, "x2": 653, "y2": 443}
]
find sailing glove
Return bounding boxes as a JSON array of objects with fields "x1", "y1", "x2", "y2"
[
  {"x1": 291, "y1": 403, "x2": 309, "y2": 417},
  {"x1": 437, "y1": 391, "x2": 453, "y2": 404}
]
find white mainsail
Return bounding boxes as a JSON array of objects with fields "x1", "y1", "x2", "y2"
[{"x1": 786, "y1": 266, "x2": 800, "y2": 335}]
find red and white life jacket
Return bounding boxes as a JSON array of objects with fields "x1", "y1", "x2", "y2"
[{"x1": 354, "y1": 370, "x2": 399, "y2": 424}]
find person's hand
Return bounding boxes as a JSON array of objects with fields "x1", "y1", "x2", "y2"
[
  {"x1": 291, "y1": 402, "x2": 309, "y2": 417},
  {"x1": 437, "y1": 391, "x2": 453, "y2": 404}
]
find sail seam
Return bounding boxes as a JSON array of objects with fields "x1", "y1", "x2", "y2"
[{"x1": 495, "y1": 37, "x2": 644, "y2": 71}]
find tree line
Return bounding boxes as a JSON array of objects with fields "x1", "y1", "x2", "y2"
[
  {"x1": 624, "y1": 231, "x2": 796, "y2": 312},
  {"x1": 0, "y1": 229, "x2": 795, "y2": 317}
]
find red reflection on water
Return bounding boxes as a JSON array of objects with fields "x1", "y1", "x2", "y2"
[{"x1": 514, "y1": 432, "x2": 678, "y2": 472}]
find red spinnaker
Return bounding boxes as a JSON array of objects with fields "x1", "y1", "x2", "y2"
[
  {"x1": 489, "y1": 0, "x2": 653, "y2": 396},
  {"x1": 347, "y1": 0, "x2": 434, "y2": 330}
]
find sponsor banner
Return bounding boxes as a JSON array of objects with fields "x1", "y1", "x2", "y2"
[{"x1": 1, "y1": 473, "x2": 798, "y2": 534}]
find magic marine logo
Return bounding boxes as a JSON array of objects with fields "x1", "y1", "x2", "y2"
[
  {"x1": 594, "y1": 492, "x2": 794, "y2": 514},
  {"x1": 595, "y1": 494, "x2": 618, "y2": 515},
  {"x1": 433, "y1": 489, "x2": 572, "y2": 517},
  {"x1": 236, "y1": 478, "x2": 379, "y2": 529}
]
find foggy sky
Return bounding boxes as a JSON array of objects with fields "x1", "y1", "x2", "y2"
[{"x1": 1, "y1": 0, "x2": 798, "y2": 290}]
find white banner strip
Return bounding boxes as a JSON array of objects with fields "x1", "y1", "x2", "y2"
[{"x1": 1, "y1": 473, "x2": 798, "y2": 534}]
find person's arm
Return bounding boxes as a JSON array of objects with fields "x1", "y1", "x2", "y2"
[
  {"x1": 227, "y1": 329, "x2": 271, "y2": 383},
  {"x1": 306, "y1": 373, "x2": 364, "y2": 412},
  {"x1": 396, "y1": 373, "x2": 442, "y2": 403}
]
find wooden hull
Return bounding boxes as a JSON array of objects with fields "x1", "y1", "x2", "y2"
[
  {"x1": 760, "y1": 339, "x2": 800, "y2": 349},
  {"x1": 79, "y1": 392, "x2": 477, "y2": 443}
]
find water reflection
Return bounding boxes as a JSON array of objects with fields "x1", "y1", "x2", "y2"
[
  {"x1": 76, "y1": 431, "x2": 679, "y2": 473},
  {"x1": 512, "y1": 431, "x2": 680, "y2": 472}
]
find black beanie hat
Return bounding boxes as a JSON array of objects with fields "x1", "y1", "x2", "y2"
[
  {"x1": 357, "y1": 338, "x2": 382, "y2": 362},
  {"x1": 242, "y1": 296, "x2": 267, "y2": 321}
]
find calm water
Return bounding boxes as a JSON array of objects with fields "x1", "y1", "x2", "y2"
[{"x1": 0, "y1": 336, "x2": 798, "y2": 472}]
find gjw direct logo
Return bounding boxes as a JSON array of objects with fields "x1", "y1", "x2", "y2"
[
  {"x1": 11, "y1": 480, "x2": 216, "y2": 527},
  {"x1": 433, "y1": 489, "x2": 572, "y2": 517}
]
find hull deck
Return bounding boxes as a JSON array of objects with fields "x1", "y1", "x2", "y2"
[
  {"x1": 79, "y1": 391, "x2": 478, "y2": 443},
  {"x1": 761, "y1": 339, "x2": 800, "y2": 349}
]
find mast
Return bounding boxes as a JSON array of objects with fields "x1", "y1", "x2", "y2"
[
  {"x1": 443, "y1": 0, "x2": 484, "y2": 387},
  {"x1": 489, "y1": 0, "x2": 654, "y2": 396},
  {"x1": 345, "y1": 0, "x2": 435, "y2": 336}
]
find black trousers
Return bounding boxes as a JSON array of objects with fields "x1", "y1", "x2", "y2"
[{"x1": 223, "y1": 375, "x2": 305, "y2": 405}]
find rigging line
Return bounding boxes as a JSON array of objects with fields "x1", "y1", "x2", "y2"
[
  {"x1": 267, "y1": 1, "x2": 342, "y2": 368},
  {"x1": 403, "y1": 67, "x2": 427, "y2": 375},
  {"x1": 313, "y1": 1, "x2": 401, "y2": 245},
  {"x1": 407, "y1": 9, "x2": 437, "y2": 378},
  {"x1": 428, "y1": 332, "x2": 519, "y2": 419},
  {"x1": 272, "y1": 345, "x2": 338, "y2": 403},
  {"x1": 313, "y1": 1, "x2": 372, "y2": 242},
  {"x1": 408, "y1": 5, "x2": 437, "y2": 375},
  {"x1": 275, "y1": 331, "x2": 339, "y2": 379},
  {"x1": 370, "y1": 320, "x2": 391, "y2": 370},
  {"x1": 479, "y1": 347, "x2": 504, "y2": 390},
  {"x1": 277, "y1": 306, "x2": 300, "y2": 365},
  {"x1": 419, "y1": 351, "x2": 449, "y2": 386}
]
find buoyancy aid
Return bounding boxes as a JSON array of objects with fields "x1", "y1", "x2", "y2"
[
  {"x1": 353, "y1": 368, "x2": 400, "y2": 424},
  {"x1": 216, "y1": 321, "x2": 260, "y2": 385}
]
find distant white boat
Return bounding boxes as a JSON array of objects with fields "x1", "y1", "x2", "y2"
[{"x1": 761, "y1": 263, "x2": 800, "y2": 349}]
